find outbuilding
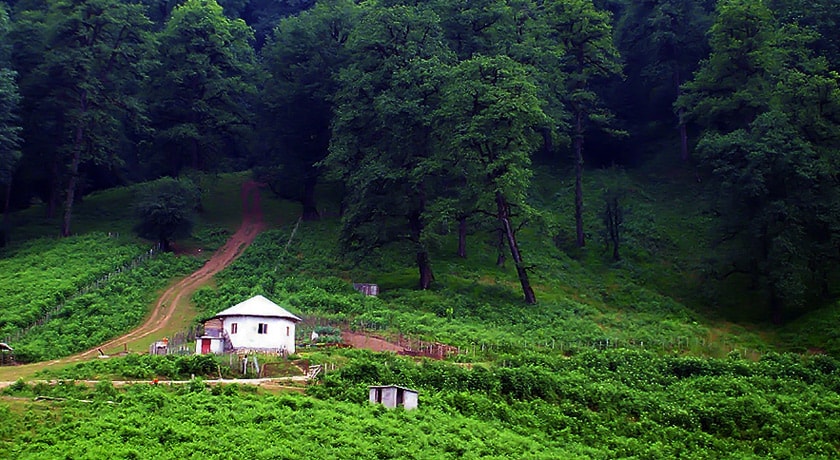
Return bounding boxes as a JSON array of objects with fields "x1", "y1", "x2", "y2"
[
  {"x1": 369, "y1": 385, "x2": 418, "y2": 410},
  {"x1": 196, "y1": 295, "x2": 301, "y2": 355},
  {"x1": 0, "y1": 342, "x2": 13, "y2": 366}
]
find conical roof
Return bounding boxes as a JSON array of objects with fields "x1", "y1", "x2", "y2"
[{"x1": 213, "y1": 295, "x2": 301, "y2": 322}]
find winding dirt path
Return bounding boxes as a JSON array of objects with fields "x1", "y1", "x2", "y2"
[{"x1": 0, "y1": 181, "x2": 266, "y2": 379}]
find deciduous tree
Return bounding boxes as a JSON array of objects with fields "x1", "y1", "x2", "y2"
[
  {"x1": 148, "y1": 0, "x2": 257, "y2": 176},
  {"x1": 134, "y1": 177, "x2": 200, "y2": 251},
  {"x1": 436, "y1": 55, "x2": 547, "y2": 304}
]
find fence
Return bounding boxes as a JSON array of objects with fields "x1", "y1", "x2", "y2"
[
  {"x1": 296, "y1": 316, "x2": 764, "y2": 361},
  {"x1": 2, "y1": 242, "x2": 162, "y2": 346}
]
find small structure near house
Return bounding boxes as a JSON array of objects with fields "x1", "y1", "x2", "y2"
[
  {"x1": 369, "y1": 385, "x2": 418, "y2": 410},
  {"x1": 196, "y1": 295, "x2": 301, "y2": 355},
  {"x1": 353, "y1": 283, "x2": 379, "y2": 296},
  {"x1": 149, "y1": 338, "x2": 169, "y2": 356},
  {"x1": 0, "y1": 343, "x2": 14, "y2": 366}
]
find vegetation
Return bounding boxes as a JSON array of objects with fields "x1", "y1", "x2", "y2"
[
  {"x1": 134, "y1": 177, "x2": 201, "y2": 252},
  {"x1": 2, "y1": 0, "x2": 840, "y2": 457},
  {"x1": 0, "y1": 234, "x2": 147, "y2": 340},
  {"x1": 2, "y1": 349, "x2": 839, "y2": 458},
  {"x1": 11, "y1": 252, "x2": 200, "y2": 363}
]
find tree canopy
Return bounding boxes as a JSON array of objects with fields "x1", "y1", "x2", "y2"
[{"x1": 1, "y1": 0, "x2": 840, "y2": 316}]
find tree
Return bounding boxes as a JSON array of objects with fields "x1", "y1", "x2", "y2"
[
  {"x1": 134, "y1": 177, "x2": 200, "y2": 251},
  {"x1": 545, "y1": 0, "x2": 623, "y2": 248},
  {"x1": 615, "y1": 0, "x2": 713, "y2": 160},
  {"x1": 148, "y1": 0, "x2": 257, "y2": 176},
  {"x1": 0, "y1": 5, "x2": 22, "y2": 240},
  {"x1": 258, "y1": 0, "x2": 358, "y2": 220},
  {"x1": 29, "y1": 0, "x2": 153, "y2": 236},
  {"x1": 435, "y1": 55, "x2": 548, "y2": 304},
  {"x1": 325, "y1": 2, "x2": 452, "y2": 289},
  {"x1": 681, "y1": 0, "x2": 840, "y2": 321}
]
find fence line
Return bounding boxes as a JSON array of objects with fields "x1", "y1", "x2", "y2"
[
  {"x1": 2, "y1": 242, "x2": 162, "y2": 346},
  {"x1": 296, "y1": 316, "x2": 764, "y2": 361}
]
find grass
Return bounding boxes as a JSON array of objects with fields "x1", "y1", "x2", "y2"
[{"x1": 1, "y1": 164, "x2": 836, "y2": 375}]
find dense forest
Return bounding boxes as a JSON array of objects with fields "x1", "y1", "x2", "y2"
[{"x1": 1, "y1": 0, "x2": 840, "y2": 324}]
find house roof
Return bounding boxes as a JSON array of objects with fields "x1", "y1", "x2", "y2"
[
  {"x1": 0, "y1": 342, "x2": 13, "y2": 352},
  {"x1": 369, "y1": 385, "x2": 418, "y2": 393},
  {"x1": 213, "y1": 295, "x2": 301, "y2": 322}
]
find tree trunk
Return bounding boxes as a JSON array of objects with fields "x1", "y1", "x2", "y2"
[
  {"x1": 191, "y1": 137, "x2": 200, "y2": 171},
  {"x1": 417, "y1": 249, "x2": 433, "y2": 290},
  {"x1": 675, "y1": 69, "x2": 689, "y2": 161},
  {"x1": 3, "y1": 180, "x2": 11, "y2": 223},
  {"x1": 1, "y1": 181, "x2": 11, "y2": 246},
  {"x1": 496, "y1": 192, "x2": 536, "y2": 304},
  {"x1": 301, "y1": 175, "x2": 320, "y2": 221},
  {"x1": 496, "y1": 228, "x2": 506, "y2": 267},
  {"x1": 678, "y1": 111, "x2": 689, "y2": 162},
  {"x1": 574, "y1": 111, "x2": 585, "y2": 247},
  {"x1": 47, "y1": 161, "x2": 60, "y2": 219},
  {"x1": 542, "y1": 126, "x2": 553, "y2": 157},
  {"x1": 457, "y1": 215, "x2": 467, "y2": 258},
  {"x1": 62, "y1": 90, "x2": 89, "y2": 237},
  {"x1": 770, "y1": 288, "x2": 783, "y2": 325},
  {"x1": 409, "y1": 188, "x2": 433, "y2": 290},
  {"x1": 61, "y1": 146, "x2": 82, "y2": 237}
]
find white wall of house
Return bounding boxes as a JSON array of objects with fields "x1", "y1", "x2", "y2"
[
  {"x1": 222, "y1": 315, "x2": 296, "y2": 354},
  {"x1": 195, "y1": 337, "x2": 225, "y2": 355}
]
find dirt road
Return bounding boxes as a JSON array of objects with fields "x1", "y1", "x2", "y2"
[{"x1": 0, "y1": 181, "x2": 266, "y2": 379}]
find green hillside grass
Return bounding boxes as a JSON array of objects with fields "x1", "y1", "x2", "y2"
[
  {"x1": 3, "y1": 168, "x2": 840, "y2": 458},
  {"x1": 0, "y1": 172, "x2": 267, "y2": 361},
  {"x1": 2, "y1": 167, "x2": 831, "y2": 358}
]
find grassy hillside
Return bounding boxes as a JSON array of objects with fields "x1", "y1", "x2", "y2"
[{"x1": 2, "y1": 168, "x2": 840, "y2": 458}]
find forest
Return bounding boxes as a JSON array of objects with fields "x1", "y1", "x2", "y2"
[
  {"x1": 2, "y1": 0, "x2": 840, "y2": 456},
  {"x1": 2, "y1": 0, "x2": 840, "y2": 323}
]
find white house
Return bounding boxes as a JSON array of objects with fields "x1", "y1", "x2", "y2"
[{"x1": 196, "y1": 295, "x2": 301, "y2": 355}]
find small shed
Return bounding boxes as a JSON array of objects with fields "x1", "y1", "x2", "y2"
[
  {"x1": 353, "y1": 283, "x2": 379, "y2": 296},
  {"x1": 369, "y1": 385, "x2": 418, "y2": 410},
  {"x1": 196, "y1": 295, "x2": 301, "y2": 355},
  {"x1": 0, "y1": 342, "x2": 14, "y2": 366}
]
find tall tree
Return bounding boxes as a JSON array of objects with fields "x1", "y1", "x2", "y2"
[
  {"x1": 616, "y1": 0, "x2": 712, "y2": 160},
  {"x1": 148, "y1": 0, "x2": 257, "y2": 176},
  {"x1": 0, "y1": 4, "x2": 22, "y2": 234},
  {"x1": 258, "y1": 0, "x2": 358, "y2": 220},
  {"x1": 546, "y1": 0, "x2": 623, "y2": 248},
  {"x1": 435, "y1": 55, "x2": 547, "y2": 304},
  {"x1": 324, "y1": 2, "x2": 452, "y2": 289},
  {"x1": 28, "y1": 0, "x2": 153, "y2": 236},
  {"x1": 680, "y1": 0, "x2": 840, "y2": 321}
]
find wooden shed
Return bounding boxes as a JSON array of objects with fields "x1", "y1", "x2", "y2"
[{"x1": 369, "y1": 385, "x2": 418, "y2": 410}]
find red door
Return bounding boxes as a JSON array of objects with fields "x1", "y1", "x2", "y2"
[{"x1": 201, "y1": 339, "x2": 211, "y2": 354}]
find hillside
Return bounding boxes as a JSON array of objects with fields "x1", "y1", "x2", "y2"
[{"x1": 0, "y1": 169, "x2": 839, "y2": 457}]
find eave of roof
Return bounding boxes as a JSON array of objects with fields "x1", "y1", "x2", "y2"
[{"x1": 212, "y1": 295, "x2": 301, "y2": 322}]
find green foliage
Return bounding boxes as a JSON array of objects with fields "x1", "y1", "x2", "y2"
[
  {"x1": 133, "y1": 177, "x2": 201, "y2": 251},
  {"x1": 148, "y1": 0, "x2": 257, "y2": 175},
  {"x1": 12, "y1": 350, "x2": 835, "y2": 458},
  {"x1": 681, "y1": 0, "x2": 840, "y2": 319},
  {"x1": 37, "y1": 353, "x2": 228, "y2": 381},
  {"x1": 10, "y1": 253, "x2": 200, "y2": 362},
  {"x1": 0, "y1": 234, "x2": 146, "y2": 338}
]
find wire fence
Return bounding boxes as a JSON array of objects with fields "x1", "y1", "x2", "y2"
[
  {"x1": 2, "y1": 242, "x2": 162, "y2": 346},
  {"x1": 296, "y1": 316, "x2": 765, "y2": 361}
]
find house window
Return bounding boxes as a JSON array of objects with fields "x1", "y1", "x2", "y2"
[
  {"x1": 258, "y1": 323, "x2": 268, "y2": 334},
  {"x1": 230, "y1": 323, "x2": 238, "y2": 334},
  {"x1": 286, "y1": 326, "x2": 290, "y2": 336}
]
